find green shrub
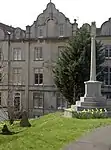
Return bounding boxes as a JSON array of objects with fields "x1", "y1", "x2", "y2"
[{"x1": 72, "y1": 108, "x2": 108, "y2": 119}]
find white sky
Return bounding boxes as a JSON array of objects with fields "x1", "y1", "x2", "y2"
[{"x1": 1, "y1": 0, "x2": 111, "y2": 29}]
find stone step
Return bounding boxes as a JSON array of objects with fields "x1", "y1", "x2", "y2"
[
  {"x1": 81, "y1": 101, "x2": 106, "y2": 107},
  {"x1": 76, "y1": 106, "x2": 107, "y2": 111},
  {"x1": 80, "y1": 97, "x2": 106, "y2": 103}
]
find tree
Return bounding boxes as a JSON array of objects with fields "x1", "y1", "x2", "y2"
[
  {"x1": 53, "y1": 27, "x2": 105, "y2": 104},
  {"x1": 0, "y1": 45, "x2": 23, "y2": 123}
]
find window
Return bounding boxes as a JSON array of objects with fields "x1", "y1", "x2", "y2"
[
  {"x1": 13, "y1": 92, "x2": 21, "y2": 111},
  {"x1": 110, "y1": 68, "x2": 111, "y2": 85},
  {"x1": 13, "y1": 48, "x2": 21, "y2": 60},
  {"x1": 104, "y1": 66, "x2": 111, "y2": 85},
  {"x1": 106, "y1": 93, "x2": 111, "y2": 99},
  {"x1": 13, "y1": 68, "x2": 22, "y2": 85},
  {"x1": 0, "y1": 48, "x2": 1, "y2": 61},
  {"x1": 105, "y1": 47, "x2": 108, "y2": 57},
  {"x1": 58, "y1": 46, "x2": 65, "y2": 56},
  {"x1": 57, "y1": 93, "x2": 66, "y2": 109},
  {"x1": 0, "y1": 92, "x2": 1, "y2": 105},
  {"x1": 34, "y1": 68, "x2": 43, "y2": 85},
  {"x1": 105, "y1": 45, "x2": 111, "y2": 57},
  {"x1": 109, "y1": 47, "x2": 111, "y2": 57},
  {"x1": 0, "y1": 73, "x2": 2, "y2": 82},
  {"x1": 59, "y1": 24, "x2": 64, "y2": 36},
  {"x1": 34, "y1": 47, "x2": 43, "y2": 60},
  {"x1": 33, "y1": 92, "x2": 43, "y2": 108},
  {"x1": 104, "y1": 67, "x2": 108, "y2": 85},
  {"x1": 39, "y1": 28, "x2": 43, "y2": 37}
]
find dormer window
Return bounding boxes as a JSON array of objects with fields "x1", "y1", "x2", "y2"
[
  {"x1": 59, "y1": 24, "x2": 64, "y2": 36},
  {"x1": 39, "y1": 28, "x2": 43, "y2": 37}
]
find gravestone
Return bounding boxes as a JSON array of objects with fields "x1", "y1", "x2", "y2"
[
  {"x1": 20, "y1": 111, "x2": 31, "y2": 127},
  {"x1": 1, "y1": 124, "x2": 12, "y2": 135}
]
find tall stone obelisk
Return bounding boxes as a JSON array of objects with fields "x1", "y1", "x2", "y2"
[
  {"x1": 90, "y1": 22, "x2": 96, "y2": 81},
  {"x1": 75, "y1": 22, "x2": 106, "y2": 111}
]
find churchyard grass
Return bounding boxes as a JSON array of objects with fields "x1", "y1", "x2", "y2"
[{"x1": 0, "y1": 112, "x2": 111, "y2": 150}]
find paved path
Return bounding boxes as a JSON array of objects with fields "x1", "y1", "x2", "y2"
[{"x1": 62, "y1": 126, "x2": 111, "y2": 150}]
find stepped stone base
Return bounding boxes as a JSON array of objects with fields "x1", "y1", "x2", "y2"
[
  {"x1": 64, "y1": 80, "x2": 111, "y2": 118},
  {"x1": 75, "y1": 81, "x2": 108, "y2": 111}
]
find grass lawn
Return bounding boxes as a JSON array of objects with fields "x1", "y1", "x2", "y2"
[{"x1": 0, "y1": 112, "x2": 111, "y2": 150}]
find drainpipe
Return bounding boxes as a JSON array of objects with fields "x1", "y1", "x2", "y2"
[
  {"x1": 27, "y1": 26, "x2": 31, "y2": 117},
  {"x1": 7, "y1": 32, "x2": 11, "y2": 119},
  {"x1": 7, "y1": 32, "x2": 11, "y2": 106}
]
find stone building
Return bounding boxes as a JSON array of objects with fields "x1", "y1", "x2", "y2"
[{"x1": 0, "y1": 1, "x2": 110, "y2": 117}]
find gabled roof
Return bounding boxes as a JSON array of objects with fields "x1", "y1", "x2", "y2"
[{"x1": 0, "y1": 22, "x2": 15, "y2": 33}]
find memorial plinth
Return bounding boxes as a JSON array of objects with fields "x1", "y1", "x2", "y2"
[
  {"x1": 75, "y1": 80, "x2": 106, "y2": 111},
  {"x1": 64, "y1": 22, "x2": 109, "y2": 118},
  {"x1": 75, "y1": 22, "x2": 107, "y2": 111}
]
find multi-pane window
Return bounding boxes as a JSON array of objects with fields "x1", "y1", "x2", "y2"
[
  {"x1": 0, "y1": 48, "x2": 2, "y2": 61},
  {"x1": 59, "y1": 24, "x2": 64, "y2": 36},
  {"x1": 105, "y1": 93, "x2": 111, "y2": 99},
  {"x1": 34, "y1": 68, "x2": 43, "y2": 85},
  {"x1": 104, "y1": 67, "x2": 108, "y2": 85},
  {"x1": 39, "y1": 28, "x2": 43, "y2": 37},
  {"x1": 58, "y1": 46, "x2": 65, "y2": 56},
  {"x1": 0, "y1": 92, "x2": 1, "y2": 105},
  {"x1": 13, "y1": 68, "x2": 22, "y2": 85},
  {"x1": 13, "y1": 92, "x2": 21, "y2": 111},
  {"x1": 33, "y1": 92, "x2": 43, "y2": 108},
  {"x1": 34, "y1": 47, "x2": 43, "y2": 60},
  {"x1": 57, "y1": 93, "x2": 66, "y2": 109},
  {"x1": 105, "y1": 45, "x2": 111, "y2": 57},
  {"x1": 104, "y1": 66, "x2": 111, "y2": 85},
  {"x1": 0, "y1": 73, "x2": 2, "y2": 82},
  {"x1": 13, "y1": 48, "x2": 21, "y2": 60}
]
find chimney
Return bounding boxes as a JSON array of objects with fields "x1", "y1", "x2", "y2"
[
  {"x1": 72, "y1": 19, "x2": 78, "y2": 36},
  {"x1": 26, "y1": 25, "x2": 30, "y2": 38}
]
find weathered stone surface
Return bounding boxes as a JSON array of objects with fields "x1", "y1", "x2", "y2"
[
  {"x1": 20, "y1": 111, "x2": 31, "y2": 127},
  {"x1": 1, "y1": 124, "x2": 12, "y2": 135}
]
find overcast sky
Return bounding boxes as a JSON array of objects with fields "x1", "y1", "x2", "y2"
[{"x1": 1, "y1": 0, "x2": 111, "y2": 29}]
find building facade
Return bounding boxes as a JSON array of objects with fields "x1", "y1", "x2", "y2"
[{"x1": 0, "y1": 2, "x2": 110, "y2": 117}]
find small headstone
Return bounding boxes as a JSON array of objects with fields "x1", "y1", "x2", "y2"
[
  {"x1": 20, "y1": 111, "x2": 31, "y2": 127},
  {"x1": 1, "y1": 124, "x2": 12, "y2": 135}
]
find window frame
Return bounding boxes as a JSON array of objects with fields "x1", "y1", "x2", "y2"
[
  {"x1": 34, "y1": 68, "x2": 43, "y2": 85},
  {"x1": 0, "y1": 92, "x2": 1, "y2": 105},
  {"x1": 13, "y1": 68, "x2": 22, "y2": 85},
  {"x1": 34, "y1": 47, "x2": 43, "y2": 61},
  {"x1": 0, "y1": 73, "x2": 2, "y2": 83},
  {"x1": 58, "y1": 46, "x2": 65, "y2": 57},
  {"x1": 38, "y1": 27, "x2": 43, "y2": 38},
  {"x1": 59, "y1": 24, "x2": 64, "y2": 37},
  {"x1": 104, "y1": 66, "x2": 111, "y2": 85},
  {"x1": 33, "y1": 92, "x2": 43, "y2": 109},
  {"x1": 56, "y1": 93, "x2": 66, "y2": 109},
  {"x1": 13, "y1": 92, "x2": 21, "y2": 111},
  {"x1": 105, "y1": 45, "x2": 111, "y2": 58},
  {"x1": 13, "y1": 48, "x2": 22, "y2": 61},
  {"x1": 0, "y1": 48, "x2": 2, "y2": 61}
]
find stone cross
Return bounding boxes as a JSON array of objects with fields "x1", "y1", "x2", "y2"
[{"x1": 90, "y1": 22, "x2": 96, "y2": 81}]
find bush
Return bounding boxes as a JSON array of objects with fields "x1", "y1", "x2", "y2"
[{"x1": 72, "y1": 108, "x2": 108, "y2": 119}]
